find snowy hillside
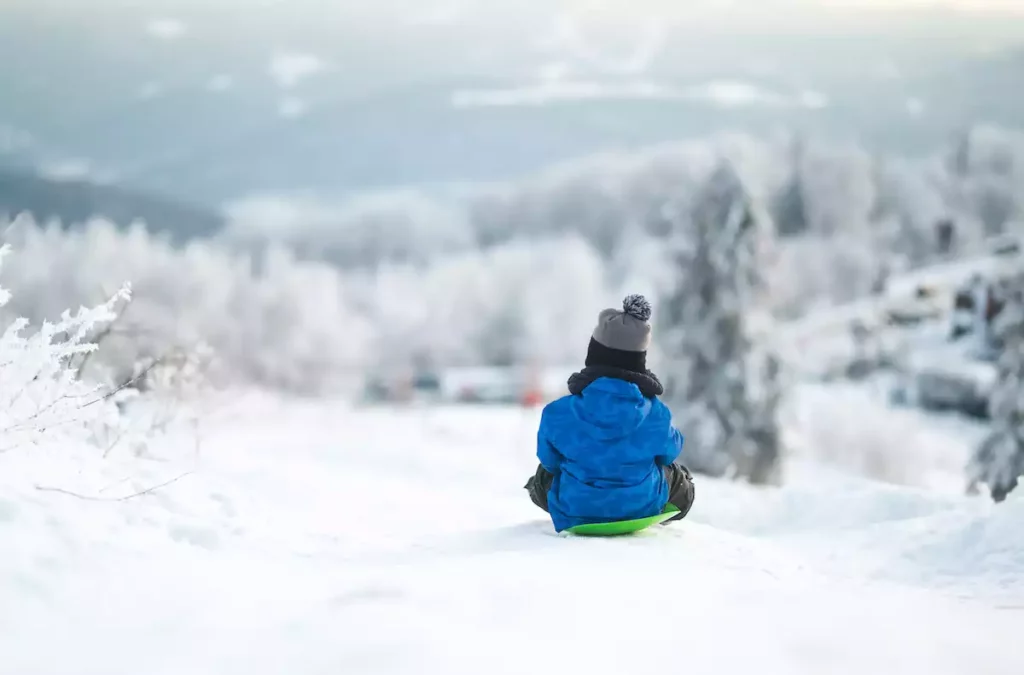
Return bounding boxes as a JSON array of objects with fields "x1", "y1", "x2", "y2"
[
  {"x1": 2, "y1": 392, "x2": 1023, "y2": 675},
  {"x1": 2, "y1": 4, "x2": 1024, "y2": 670}
]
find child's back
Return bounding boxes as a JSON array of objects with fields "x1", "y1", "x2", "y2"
[
  {"x1": 539, "y1": 377, "x2": 682, "y2": 531},
  {"x1": 524, "y1": 294, "x2": 695, "y2": 532}
]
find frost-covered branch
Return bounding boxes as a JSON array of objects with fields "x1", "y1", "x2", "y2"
[{"x1": 0, "y1": 244, "x2": 130, "y2": 452}]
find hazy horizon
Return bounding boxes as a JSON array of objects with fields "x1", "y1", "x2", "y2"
[{"x1": 3, "y1": 0, "x2": 1024, "y2": 207}]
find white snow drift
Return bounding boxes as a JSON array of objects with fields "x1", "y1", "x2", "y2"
[{"x1": 1, "y1": 395, "x2": 1023, "y2": 675}]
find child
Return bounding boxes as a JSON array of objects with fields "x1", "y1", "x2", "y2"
[{"x1": 524, "y1": 294, "x2": 695, "y2": 532}]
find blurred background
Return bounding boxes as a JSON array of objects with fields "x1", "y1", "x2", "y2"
[{"x1": 1, "y1": 0, "x2": 1022, "y2": 491}]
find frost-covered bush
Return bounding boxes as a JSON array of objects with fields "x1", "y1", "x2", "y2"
[
  {"x1": 0, "y1": 216, "x2": 374, "y2": 395},
  {"x1": 0, "y1": 244, "x2": 128, "y2": 452}
]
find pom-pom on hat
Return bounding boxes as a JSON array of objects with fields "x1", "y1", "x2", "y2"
[{"x1": 585, "y1": 294, "x2": 653, "y2": 374}]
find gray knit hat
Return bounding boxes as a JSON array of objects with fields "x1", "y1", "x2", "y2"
[{"x1": 585, "y1": 294, "x2": 652, "y2": 373}]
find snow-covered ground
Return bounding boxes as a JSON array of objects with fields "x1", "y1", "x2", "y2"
[{"x1": 2, "y1": 387, "x2": 1023, "y2": 675}]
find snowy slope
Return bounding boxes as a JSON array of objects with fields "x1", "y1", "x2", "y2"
[
  {"x1": 2, "y1": 391, "x2": 1023, "y2": 675},
  {"x1": 772, "y1": 246, "x2": 1020, "y2": 379}
]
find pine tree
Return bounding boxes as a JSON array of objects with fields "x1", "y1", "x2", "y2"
[
  {"x1": 770, "y1": 136, "x2": 808, "y2": 237},
  {"x1": 968, "y1": 271, "x2": 1024, "y2": 502},
  {"x1": 658, "y1": 161, "x2": 783, "y2": 484}
]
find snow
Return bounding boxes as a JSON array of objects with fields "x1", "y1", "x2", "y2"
[
  {"x1": 38, "y1": 158, "x2": 93, "y2": 181},
  {"x1": 769, "y1": 247, "x2": 1019, "y2": 378},
  {"x1": 785, "y1": 380, "x2": 988, "y2": 492},
  {"x1": 451, "y1": 80, "x2": 684, "y2": 107},
  {"x1": 451, "y1": 79, "x2": 828, "y2": 109},
  {"x1": 2, "y1": 390, "x2": 1023, "y2": 675}
]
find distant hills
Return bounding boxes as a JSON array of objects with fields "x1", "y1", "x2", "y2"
[
  {"x1": 0, "y1": 168, "x2": 225, "y2": 241},
  {"x1": 1, "y1": 3, "x2": 1022, "y2": 215}
]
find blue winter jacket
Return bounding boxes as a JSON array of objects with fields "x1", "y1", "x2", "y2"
[{"x1": 536, "y1": 376, "x2": 685, "y2": 532}]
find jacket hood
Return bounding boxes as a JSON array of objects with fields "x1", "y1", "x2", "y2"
[{"x1": 569, "y1": 376, "x2": 653, "y2": 441}]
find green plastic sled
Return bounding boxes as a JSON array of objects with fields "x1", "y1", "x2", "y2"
[{"x1": 565, "y1": 504, "x2": 680, "y2": 537}]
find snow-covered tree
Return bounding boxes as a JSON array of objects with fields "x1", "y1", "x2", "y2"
[
  {"x1": 967, "y1": 271, "x2": 1024, "y2": 502},
  {"x1": 769, "y1": 137, "x2": 809, "y2": 237},
  {"x1": 6, "y1": 125, "x2": 1024, "y2": 391},
  {"x1": 944, "y1": 125, "x2": 1024, "y2": 238},
  {"x1": 657, "y1": 161, "x2": 783, "y2": 484},
  {"x1": 223, "y1": 190, "x2": 476, "y2": 269},
  {"x1": 1, "y1": 215, "x2": 374, "y2": 395},
  {"x1": 871, "y1": 157, "x2": 949, "y2": 267}
]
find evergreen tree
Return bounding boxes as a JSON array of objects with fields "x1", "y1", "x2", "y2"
[
  {"x1": 968, "y1": 272, "x2": 1024, "y2": 502},
  {"x1": 770, "y1": 136, "x2": 808, "y2": 237},
  {"x1": 658, "y1": 161, "x2": 783, "y2": 484}
]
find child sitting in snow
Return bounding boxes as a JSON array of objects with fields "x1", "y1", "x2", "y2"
[{"x1": 524, "y1": 294, "x2": 695, "y2": 532}]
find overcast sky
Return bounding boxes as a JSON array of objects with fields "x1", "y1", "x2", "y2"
[
  {"x1": 13, "y1": 0, "x2": 1024, "y2": 13},
  {"x1": 6, "y1": 0, "x2": 1024, "y2": 52}
]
